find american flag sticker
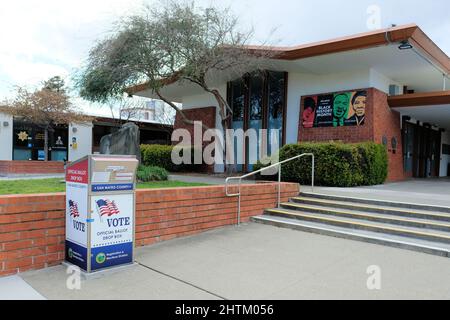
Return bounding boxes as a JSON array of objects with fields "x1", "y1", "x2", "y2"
[
  {"x1": 96, "y1": 199, "x2": 120, "y2": 218},
  {"x1": 68, "y1": 200, "x2": 80, "y2": 218}
]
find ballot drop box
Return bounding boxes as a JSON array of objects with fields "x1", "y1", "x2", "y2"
[{"x1": 65, "y1": 155, "x2": 139, "y2": 273}]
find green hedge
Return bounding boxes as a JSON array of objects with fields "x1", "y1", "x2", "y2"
[
  {"x1": 140, "y1": 144, "x2": 203, "y2": 172},
  {"x1": 254, "y1": 142, "x2": 388, "y2": 187},
  {"x1": 136, "y1": 165, "x2": 169, "y2": 182}
]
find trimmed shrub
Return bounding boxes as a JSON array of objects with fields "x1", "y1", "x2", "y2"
[
  {"x1": 141, "y1": 145, "x2": 174, "y2": 171},
  {"x1": 136, "y1": 165, "x2": 169, "y2": 182},
  {"x1": 254, "y1": 142, "x2": 388, "y2": 187},
  {"x1": 140, "y1": 144, "x2": 203, "y2": 172}
]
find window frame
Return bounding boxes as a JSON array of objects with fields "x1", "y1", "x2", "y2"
[{"x1": 227, "y1": 70, "x2": 288, "y2": 172}]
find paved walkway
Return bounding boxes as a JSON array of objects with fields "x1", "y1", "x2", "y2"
[
  {"x1": 0, "y1": 276, "x2": 45, "y2": 300},
  {"x1": 302, "y1": 178, "x2": 450, "y2": 207},
  {"x1": 15, "y1": 223, "x2": 450, "y2": 300}
]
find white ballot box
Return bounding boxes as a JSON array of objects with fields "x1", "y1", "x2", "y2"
[{"x1": 65, "y1": 155, "x2": 139, "y2": 273}]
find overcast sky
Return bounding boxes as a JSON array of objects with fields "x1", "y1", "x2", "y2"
[{"x1": 1, "y1": 0, "x2": 449, "y2": 103}]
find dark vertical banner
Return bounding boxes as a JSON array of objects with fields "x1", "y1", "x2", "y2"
[
  {"x1": 314, "y1": 94, "x2": 334, "y2": 127},
  {"x1": 301, "y1": 90, "x2": 367, "y2": 128}
]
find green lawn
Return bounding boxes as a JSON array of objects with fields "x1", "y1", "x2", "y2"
[{"x1": 0, "y1": 178, "x2": 208, "y2": 195}]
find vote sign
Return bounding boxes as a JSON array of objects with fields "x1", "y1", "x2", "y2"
[{"x1": 90, "y1": 194, "x2": 134, "y2": 271}]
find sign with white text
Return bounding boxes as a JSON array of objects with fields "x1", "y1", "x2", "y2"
[
  {"x1": 90, "y1": 194, "x2": 134, "y2": 271},
  {"x1": 65, "y1": 182, "x2": 88, "y2": 271}
]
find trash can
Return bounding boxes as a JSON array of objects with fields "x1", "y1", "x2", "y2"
[{"x1": 65, "y1": 155, "x2": 138, "y2": 273}]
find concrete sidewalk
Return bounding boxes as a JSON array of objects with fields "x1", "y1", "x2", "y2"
[
  {"x1": 0, "y1": 276, "x2": 45, "y2": 300},
  {"x1": 16, "y1": 223, "x2": 450, "y2": 300},
  {"x1": 302, "y1": 178, "x2": 450, "y2": 207}
]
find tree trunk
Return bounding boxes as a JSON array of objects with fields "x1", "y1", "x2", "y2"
[{"x1": 44, "y1": 127, "x2": 49, "y2": 161}]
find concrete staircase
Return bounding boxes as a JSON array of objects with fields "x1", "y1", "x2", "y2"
[{"x1": 252, "y1": 192, "x2": 450, "y2": 257}]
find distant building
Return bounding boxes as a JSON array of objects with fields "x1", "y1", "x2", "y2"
[{"x1": 0, "y1": 98, "x2": 174, "y2": 176}]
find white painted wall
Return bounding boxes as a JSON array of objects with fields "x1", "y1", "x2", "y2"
[
  {"x1": 369, "y1": 68, "x2": 404, "y2": 95},
  {"x1": 440, "y1": 131, "x2": 450, "y2": 177},
  {"x1": 68, "y1": 122, "x2": 93, "y2": 162},
  {"x1": 0, "y1": 112, "x2": 13, "y2": 160}
]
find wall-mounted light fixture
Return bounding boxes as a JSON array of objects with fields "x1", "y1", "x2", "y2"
[
  {"x1": 398, "y1": 40, "x2": 413, "y2": 50},
  {"x1": 391, "y1": 137, "x2": 398, "y2": 154},
  {"x1": 2, "y1": 121, "x2": 8, "y2": 127},
  {"x1": 72, "y1": 127, "x2": 78, "y2": 133}
]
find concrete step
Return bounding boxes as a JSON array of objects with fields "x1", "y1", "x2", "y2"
[
  {"x1": 280, "y1": 202, "x2": 450, "y2": 232},
  {"x1": 299, "y1": 192, "x2": 450, "y2": 214},
  {"x1": 291, "y1": 196, "x2": 450, "y2": 222},
  {"x1": 251, "y1": 214, "x2": 450, "y2": 258},
  {"x1": 263, "y1": 208, "x2": 450, "y2": 244}
]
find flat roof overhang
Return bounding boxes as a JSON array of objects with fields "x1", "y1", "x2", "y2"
[
  {"x1": 389, "y1": 91, "x2": 450, "y2": 108},
  {"x1": 390, "y1": 91, "x2": 450, "y2": 130},
  {"x1": 252, "y1": 24, "x2": 449, "y2": 70},
  {"x1": 128, "y1": 24, "x2": 450, "y2": 102}
]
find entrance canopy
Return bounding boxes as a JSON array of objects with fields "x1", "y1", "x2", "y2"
[{"x1": 389, "y1": 91, "x2": 450, "y2": 130}]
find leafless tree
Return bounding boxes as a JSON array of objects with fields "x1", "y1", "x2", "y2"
[{"x1": 76, "y1": 1, "x2": 276, "y2": 170}]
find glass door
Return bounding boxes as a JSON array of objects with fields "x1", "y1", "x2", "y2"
[{"x1": 403, "y1": 122, "x2": 414, "y2": 175}]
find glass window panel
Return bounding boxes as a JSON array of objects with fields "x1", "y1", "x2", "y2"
[
  {"x1": 230, "y1": 79, "x2": 245, "y2": 171},
  {"x1": 13, "y1": 149, "x2": 32, "y2": 160},
  {"x1": 249, "y1": 74, "x2": 263, "y2": 121},
  {"x1": 247, "y1": 74, "x2": 264, "y2": 171},
  {"x1": 267, "y1": 71, "x2": 285, "y2": 154},
  {"x1": 231, "y1": 79, "x2": 245, "y2": 122}
]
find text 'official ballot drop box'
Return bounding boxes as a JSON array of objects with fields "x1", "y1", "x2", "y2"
[{"x1": 65, "y1": 155, "x2": 139, "y2": 273}]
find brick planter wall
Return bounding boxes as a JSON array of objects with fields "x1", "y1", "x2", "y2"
[
  {"x1": 0, "y1": 183, "x2": 299, "y2": 276},
  {"x1": 0, "y1": 161, "x2": 65, "y2": 176}
]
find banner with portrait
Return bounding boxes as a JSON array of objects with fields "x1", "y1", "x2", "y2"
[{"x1": 301, "y1": 90, "x2": 367, "y2": 128}]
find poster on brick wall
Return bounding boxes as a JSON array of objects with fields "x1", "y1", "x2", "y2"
[{"x1": 301, "y1": 90, "x2": 367, "y2": 128}]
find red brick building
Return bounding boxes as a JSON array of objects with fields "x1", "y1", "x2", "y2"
[{"x1": 130, "y1": 24, "x2": 450, "y2": 182}]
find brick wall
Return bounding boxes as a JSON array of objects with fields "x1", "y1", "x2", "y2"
[
  {"x1": 372, "y1": 89, "x2": 405, "y2": 182},
  {"x1": 174, "y1": 106, "x2": 217, "y2": 136},
  {"x1": 174, "y1": 106, "x2": 217, "y2": 173},
  {"x1": 298, "y1": 88, "x2": 405, "y2": 182},
  {"x1": 0, "y1": 161, "x2": 65, "y2": 176},
  {"x1": 0, "y1": 183, "x2": 299, "y2": 276}
]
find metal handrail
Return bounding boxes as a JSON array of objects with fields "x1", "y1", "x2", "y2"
[{"x1": 225, "y1": 153, "x2": 315, "y2": 225}]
